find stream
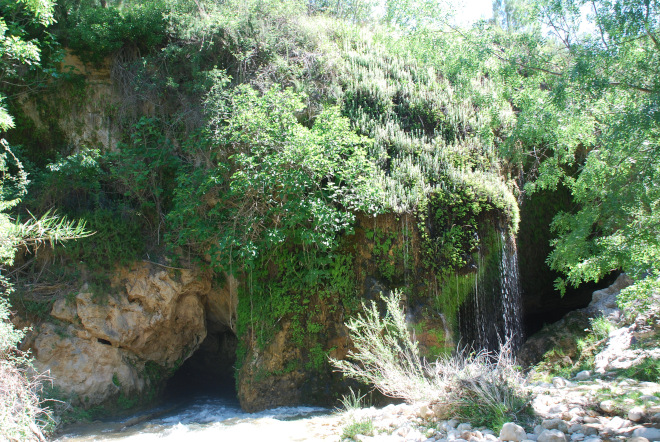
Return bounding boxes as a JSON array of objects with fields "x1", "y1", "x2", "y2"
[{"x1": 53, "y1": 395, "x2": 342, "y2": 441}]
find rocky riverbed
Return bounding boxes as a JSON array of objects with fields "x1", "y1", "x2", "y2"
[
  {"x1": 327, "y1": 275, "x2": 660, "y2": 442},
  {"x1": 327, "y1": 374, "x2": 660, "y2": 442}
]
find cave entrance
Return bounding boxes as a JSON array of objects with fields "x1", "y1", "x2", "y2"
[{"x1": 164, "y1": 328, "x2": 238, "y2": 399}]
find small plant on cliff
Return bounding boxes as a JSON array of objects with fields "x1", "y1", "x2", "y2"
[{"x1": 331, "y1": 291, "x2": 532, "y2": 431}]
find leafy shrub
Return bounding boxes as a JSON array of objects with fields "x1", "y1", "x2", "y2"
[
  {"x1": 66, "y1": 1, "x2": 167, "y2": 63},
  {"x1": 27, "y1": 148, "x2": 145, "y2": 274},
  {"x1": 53, "y1": 208, "x2": 145, "y2": 271},
  {"x1": 37, "y1": 148, "x2": 103, "y2": 213},
  {"x1": 110, "y1": 117, "x2": 181, "y2": 241}
]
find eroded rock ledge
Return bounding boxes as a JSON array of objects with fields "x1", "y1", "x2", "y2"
[{"x1": 23, "y1": 262, "x2": 231, "y2": 407}]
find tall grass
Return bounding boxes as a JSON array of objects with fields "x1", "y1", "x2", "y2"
[{"x1": 331, "y1": 290, "x2": 532, "y2": 430}]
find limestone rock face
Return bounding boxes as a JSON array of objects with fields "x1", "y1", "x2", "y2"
[
  {"x1": 587, "y1": 273, "x2": 632, "y2": 317},
  {"x1": 30, "y1": 263, "x2": 211, "y2": 407},
  {"x1": 238, "y1": 322, "x2": 308, "y2": 412},
  {"x1": 32, "y1": 323, "x2": 143, "y2": 405},
  {"x1": 18, "y1": 50, "x2": 120, "y2": 152},
  {"x1": 206, "y1": 273, "x2": 238, "y2": 334}
]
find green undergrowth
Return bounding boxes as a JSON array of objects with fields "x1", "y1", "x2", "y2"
[
  {"x1": 593, "y1": 386, "x2": 660, "y2": 416},
  {"x1": 614, "y1": 358, "x2": 660, "y2": 383},
  {"x1": 235, "y1": 247, "x2": 358, "y2": 373},
  {"x1": 532, "y1": 317, "x2": 613, "y2": 380},
  {"x1": 61, "y1": 0, "x2": 168, "y2": 64}
]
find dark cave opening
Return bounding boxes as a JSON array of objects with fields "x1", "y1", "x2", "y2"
[
  {"x1": 164, "y1": 328, "x2": 238, "y2": 399},
  {"x1": 517, "y1": 188, "x2": 619, "y2": 337}
]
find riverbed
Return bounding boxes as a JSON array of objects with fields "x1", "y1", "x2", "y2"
[{"x1": 53, "y1": 395, "x2": 343, "y2": 442}]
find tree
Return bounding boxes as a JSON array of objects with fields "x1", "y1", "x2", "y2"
[
  {"x1": 492, "y1": 0, "x2": 537, "y2": 31},
  {"x1": 0, "y1": 0, "x2": 55, "y2": 131},
  {"x1": 494, "y1": 0, "x2": 660, "y2": 293}
]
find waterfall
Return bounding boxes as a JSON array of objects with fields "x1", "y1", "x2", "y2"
[{"x1": 458, "y1": 230, "x2": 524, "y2": 352}]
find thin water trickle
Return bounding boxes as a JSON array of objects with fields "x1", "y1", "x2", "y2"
[
  {"x1": 459, "y1": 229, "x2": 524, "y2": 352},
  {"x1": 499, "y1": 230, "x2": 524, "y2": 350}
]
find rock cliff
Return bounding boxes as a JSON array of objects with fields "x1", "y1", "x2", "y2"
[{"x1": 23, "y1": 263, "x2": 222, "y2": 407}]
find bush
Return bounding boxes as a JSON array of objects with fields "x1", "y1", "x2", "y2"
[
  {"x1": 446, "y1": 346, "x2": 533, "y2": 431},
  {"x1": 331, "y1": 291, "x2": 532, "y2": 431}
]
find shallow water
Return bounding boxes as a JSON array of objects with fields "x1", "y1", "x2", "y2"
[{"x1": 54, "y1": 395, "x2": 341, "y2": 442}]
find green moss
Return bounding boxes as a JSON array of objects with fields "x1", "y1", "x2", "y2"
[
  {"x1": 365, "y1": 226, "x2": 412, "y2": 285},
  {"x1": 235, "y1": 247, "x2": 358, "y2": 376},
  {"x1": 437, "y1": 272, "x2": 477, "y2": 332}
]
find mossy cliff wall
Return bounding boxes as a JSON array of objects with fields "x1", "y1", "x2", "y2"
[{"x1": 8, "y1": 48, "x2": 523, "y2": 412}]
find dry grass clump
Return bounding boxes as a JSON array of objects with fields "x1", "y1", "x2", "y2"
[
  {"x1": 331, "y1": 290, "x2": 532, "y2": 431},
  {"x1": 1, "y1": 299, "x2": 51, "y2": 441},
  {"x1": 436, "y1": 344, "x2": 532, "y2": 430},
  {"x1": 0, "y1": 358, "x2": 50, "y2": 441}
]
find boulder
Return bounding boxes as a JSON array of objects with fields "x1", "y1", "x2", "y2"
[
  {"x1": 542, "y1": 419, "x2": 569, "y2": 433},
  {"x1": 632, "y1": 428, "x2": 660, "y2": 441},
  {"x1": 574, "y1": 371, "x2": 591, "y2": 381},
  {"x1": 600, "y1": 400, "x2": 616, "y2": 413},
  {"x1": 628, "y1": 407, "x2": 646, "y2": 422},
  {"x1": 538, "y1": 429, "x2": 568, "y2": 442},
  {"x1": 500, "y1": 423, "x2": 527, "y2": 441}
]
